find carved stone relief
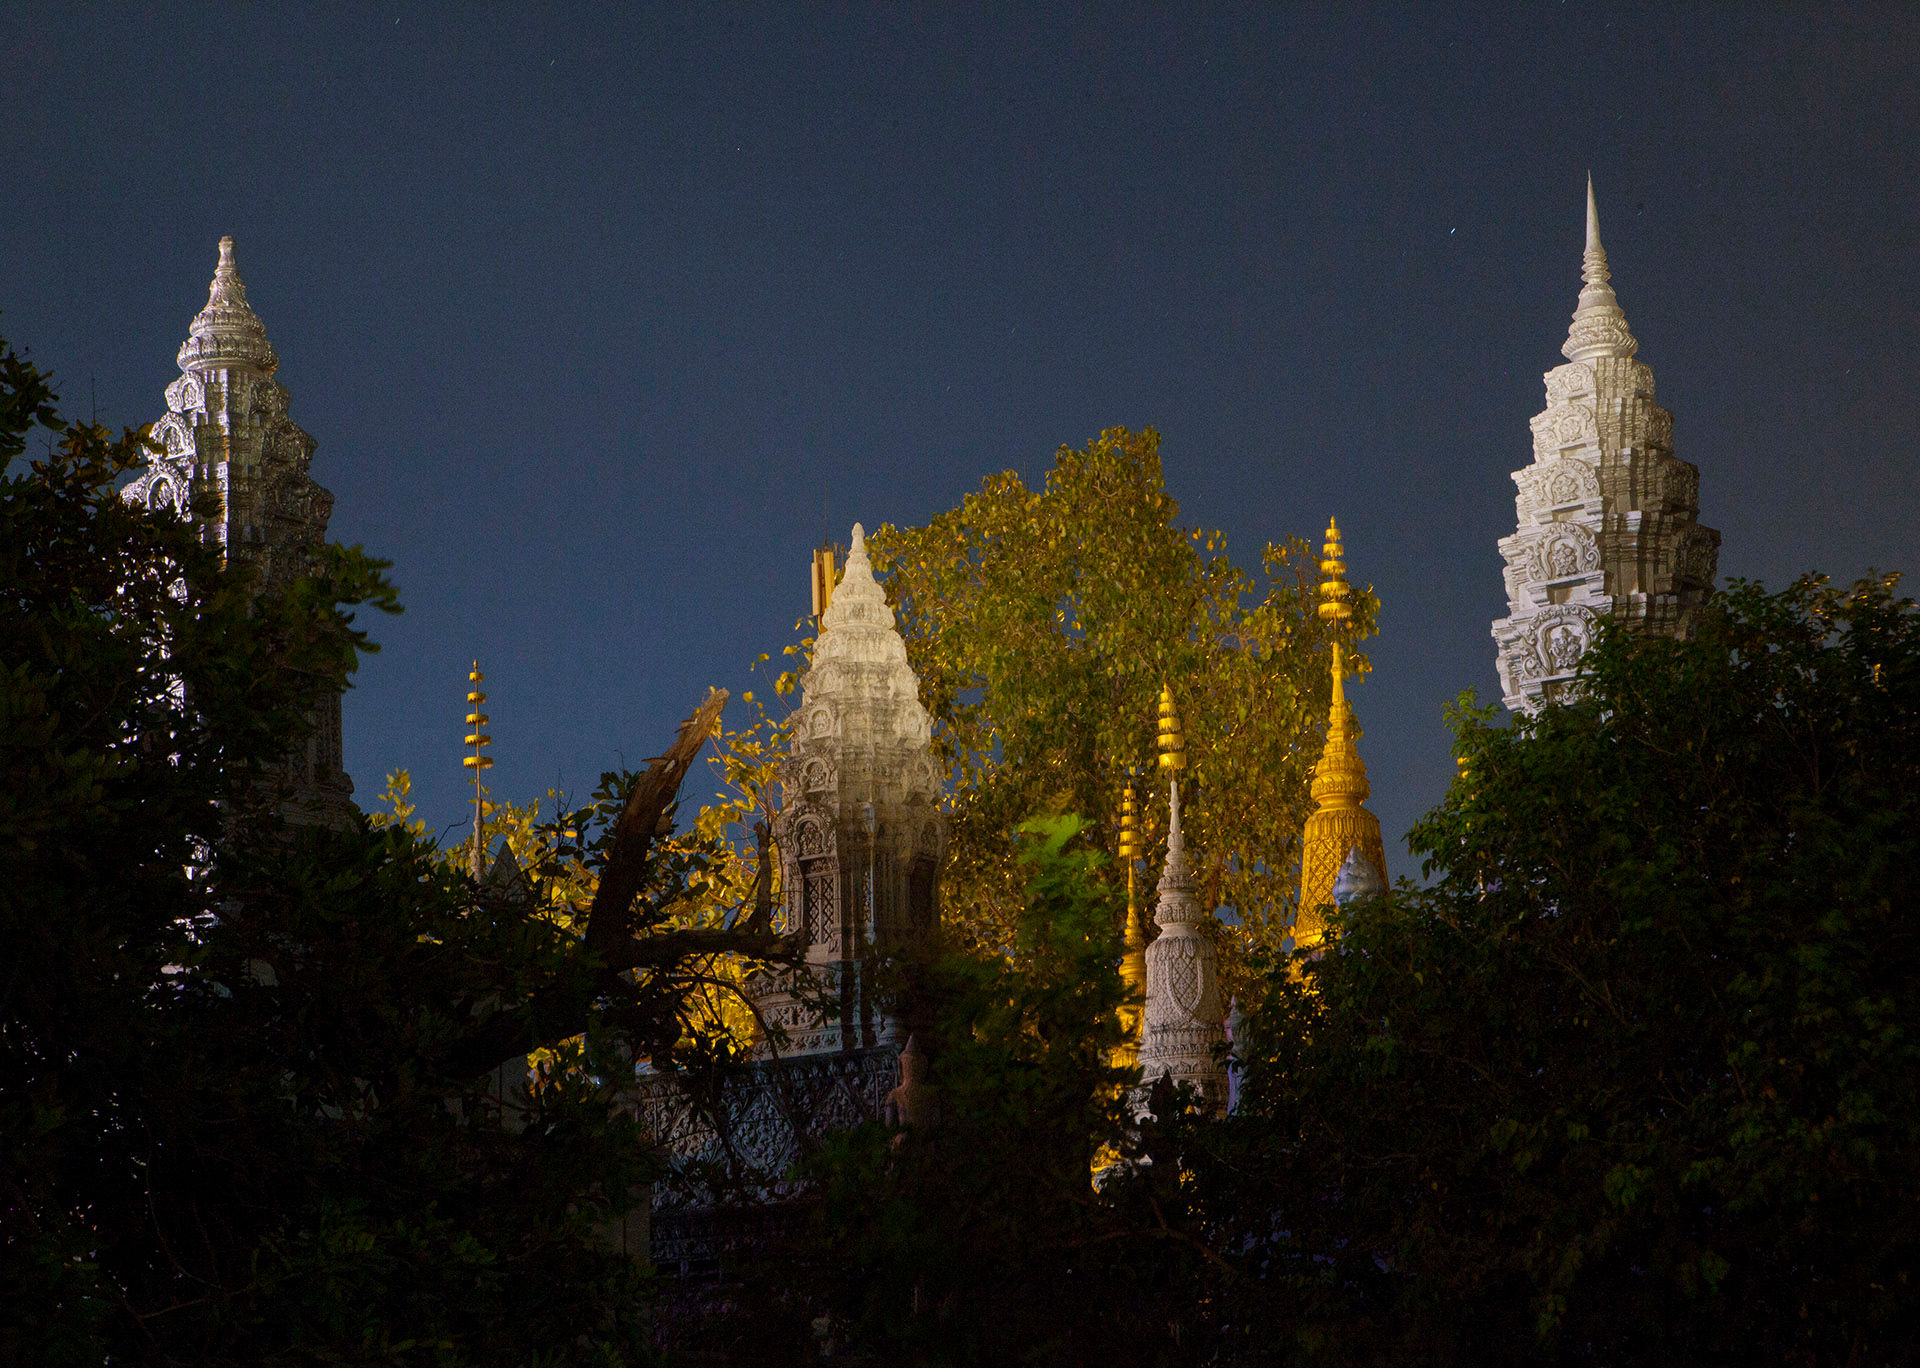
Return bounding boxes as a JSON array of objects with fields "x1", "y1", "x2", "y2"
[
  {"x1": 1543, "y1": 362, "x2": 1594, "y2": 402},
  {"x1": 1515, "y1": 457, "x2": 1600, "y2": 515},
  {"x1": 1646, "y1": 406, "x2": 1674, "y2": 449},
  {"x1": 1528, "y1": 523, "x2": 1601, "y2": 582},
  {"x1": 1530, "y1": 402, "x2": 1599, "y2": 459},
  {"x1": 1674, "y1": 526, "x2": 1721, "y2": 590},
  {"x1": 1534, "y1": 604, "x2": 1597, "y2": 674}
]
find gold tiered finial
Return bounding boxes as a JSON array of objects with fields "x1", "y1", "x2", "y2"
[
  {"x1": 464, "y1": 662, "x2": 494, "y2": 879},
  {"x1": 1297, "y1": 519, "x2": 1387, "y2": 947},
  {"x1": 1156, "y1": 683, "x2": 1185, "y2": 772},
  {"x1": 1115, "y1": 780, "x2": 1146, "y2": 1068},
  {"x1": 1317, "y1": 519, "x2": 1352, "y2": 633}
]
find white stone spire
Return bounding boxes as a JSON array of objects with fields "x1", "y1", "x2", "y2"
[
  {"x1": 124, "y1": 236, "x2": 353, "y2": 826},
  {"x1": 1138, "y1": 779, "x2": 1227, "y2": 1111},
  {"x1": 1563, "y1": 176, "x2": 1639, "y2": 362},
  {"x1": 760, "y1": 522, "x2": 946, "y2": 1056},
  {"x1": 1492, "y1": 184, "x2": 1720, "y2": 711},
  {"x1": 1158, "y1": 776, "x2": 1193, "y2": 902}
]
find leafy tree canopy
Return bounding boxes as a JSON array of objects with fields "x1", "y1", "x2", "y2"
[
  {"x1": 0, "y1": 333, "x2": 789, "y2": 1366},
  {"x1": 1224, "y1": 573, "x2": 1920, "y2": 1364},
  {"x1": 869, "y1": 426, "x2": 1374, "y2": 975},
  {"x1": 715, "y1": 816, "x2": 1231, "y2": 1366}
]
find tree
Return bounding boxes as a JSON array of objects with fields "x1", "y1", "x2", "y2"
[
  {"x1": 694, "y1": 815, "x2": 1242, "y2": 1367},
  {"x1": 1222, "y1": 574, "x2": 1920, "y2": 1364},
  {"x1": 868, "y1": 426, "x2": 1372, "y2": 980},
  {"x1": 0, "y1": 333, "x2": 794, "y2": 1365},
  {"x1": 370, "y1": 674, "x2": 801, "y2": 1052}
]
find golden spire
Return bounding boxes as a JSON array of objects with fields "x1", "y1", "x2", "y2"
[
  {"x1": 1297, "y1": 518, "x2": 1386, "y2": 948},
  {"x1": 1114, "y1": 780, "x2": 1146, "y2": 1068},
  {"x1": 464, "y1": 661, "x2": 494, "y2": 879}
]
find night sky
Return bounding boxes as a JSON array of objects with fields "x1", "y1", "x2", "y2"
[{"x1": 5, "y1": 6, "x2": 1917, "y2": 878}]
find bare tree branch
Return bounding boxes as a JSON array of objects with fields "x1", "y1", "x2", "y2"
[
  {"x1": 443, "y1": 688, "x2": 818, "y2": 1082},
  {"x1": 584, "y1": 687, "x2": 728, "y2": 958}
]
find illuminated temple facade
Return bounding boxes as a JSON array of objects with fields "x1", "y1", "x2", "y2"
[
  {"x1": 758, "y1": 523, "x2": 946, "y2": 1056},
  {"x1": 639, "y1": 526, "x2": 948, "y2": 1267},
  {"x1": 1492, "y1": 182, "x2": 1720, "y2": 711},
  {"x1": 123, "y1": 237, "x2": 354, "y2": 827}
]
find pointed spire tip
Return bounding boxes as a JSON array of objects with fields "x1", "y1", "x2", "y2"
[{"x1": 180, "y1": 232, "x2": 274, "y2": 373}]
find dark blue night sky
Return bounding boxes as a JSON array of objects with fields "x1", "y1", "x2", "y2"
[{"x1": 5, "y1": 5, "x2": 1916, "y2": 875}]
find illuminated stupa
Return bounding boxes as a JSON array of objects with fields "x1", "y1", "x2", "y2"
[
  {"x1": 123, "y1": 236, "x2": 353, "y2": 826},
  {"x1": 1491, "y1": 180, "x2": 1720, "y2": 710},
  {"x1": 1137, "y1": 687, "x2": 1228, "y2": 1113},
  {"x1": 758, "y1": 523, "x2": 947, "y2": 1056}
]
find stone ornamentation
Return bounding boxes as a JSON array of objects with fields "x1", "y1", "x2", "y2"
[
  {"x1": 1492, "y1": 182, "x2": 1720, "y2": 711},
  {"x1": 123, "y1": 238, "x2": 354, "y2": 827},
  {"x1": 637, "y1": 1048, "x2": 899, "y2": 1224}
]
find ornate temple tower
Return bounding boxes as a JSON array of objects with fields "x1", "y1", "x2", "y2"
[
  {"x1": 1492, "y1": 182, "x2": 1720, "y2": 711},
  {"x1": 1138, "y1": 777, "x2": 1227, "y2": 1112},
  {"x1": 124, "y1": 237, "x2": 353, "y2": 826},
  {"x1": 761, "y1": 524, "x2": 946, "y2": 1055},
  {"x1": 1297, "y1": 518, "x2": 1386, "y2": 945}
]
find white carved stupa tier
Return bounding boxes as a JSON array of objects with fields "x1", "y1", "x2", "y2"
[{"x1": 1491, "y1": 182, "x2": 1720, "y2": 711}]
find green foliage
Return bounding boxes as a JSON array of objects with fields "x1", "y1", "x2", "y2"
[
  {"x1": 1226, "y1": 574, "x2": 1920, "y2": 1363},
  {"x1": 367, "y1": 767, "x2": 430, "y2": 839},
  {"x1": 869, "y1": 426, "x2": 1372, "y2": 981},
  {"x1": 782, "y1": 816, "x2": 1157, "y2": 1363}
]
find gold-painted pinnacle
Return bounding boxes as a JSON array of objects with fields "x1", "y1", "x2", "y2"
[
  {"x1": 465, "y1": 661, "x2": 494, "y2": 768},
  {"x1": 1317, "y1": 516, "x2": 1352, "y2": 626},
  {"x1": 1118, "y1": 783, "x2": 1140, "y2": 859},
  {"x1": 1156, "y1": 683, "x2": 1185, "y2": 772}
]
